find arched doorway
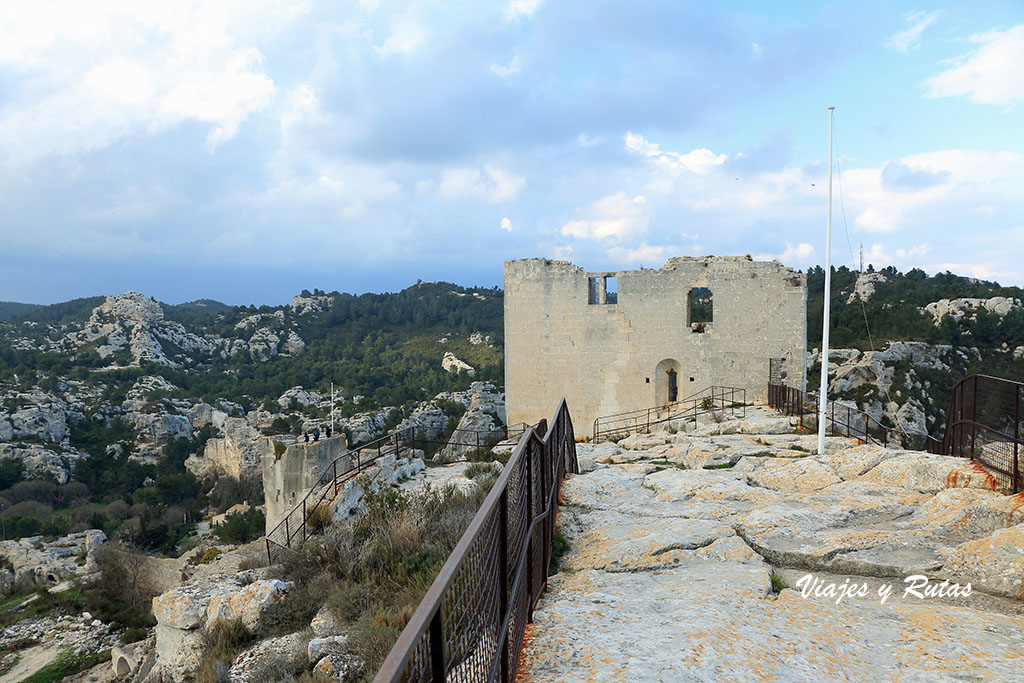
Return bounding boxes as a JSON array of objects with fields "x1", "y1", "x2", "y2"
[{"x1": 655, "y1": 358, "x2": 681, "y2": 406}]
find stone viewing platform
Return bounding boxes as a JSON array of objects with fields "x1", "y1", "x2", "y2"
[{"x1": 518, "y1": 406, "x2": 1024, "y2": 681}]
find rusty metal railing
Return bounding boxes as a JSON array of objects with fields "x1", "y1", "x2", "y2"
[
  {"x1": 374, "y1": 399, "x2": 578, "y2": 682},
  {"x1": 265, "y1": 427, "x2": 417, "y2": 563},
  {"x1": 767, "y1": 382, "x2": 944, "y2": 452},
  {"x1": 941, "y1": 374, "x2": 1024, "y2": 492},
  {"x1": 592, "y1": 386, "x2": 746, "y2": 443}
]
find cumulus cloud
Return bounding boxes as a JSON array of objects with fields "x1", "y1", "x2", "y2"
[
  {"x1": 779, "y1": 242, "x2": 815, "y2": 263},
  {"x1": 885, "y1": 10, "x2": 942, "y2": 52},
  {"x1": 925, "y1": 24, "x2": 1024, "y2": 107},
  {"x1": 561, "y1": 192, "x2": 649, "y2": 242},
  {"x1": 504, "y1": 0, "x2": 543, "y2": 21},
  {"x1": 0, "y1": 1, "x2": 291, "y2": 164},
  {"x1": 624, "y1": 132, "x2": 727, "y2": 174},
  {"x1": 438, "y1": 165, "x2": 525, "y2": 203},
  {"x1": 500, "y1": 217, "x2": 513, "y2": 231}
]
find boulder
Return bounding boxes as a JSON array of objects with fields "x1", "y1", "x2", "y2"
[{"x1": 441, "y1": 351, "x2": 475, "y2": 376}]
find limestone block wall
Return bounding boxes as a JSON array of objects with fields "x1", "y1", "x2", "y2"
[
  {"x1": 504, "y1": 256, "x2": 806, "y2": 437},
  {"x1": 261, "y1": 435, "x2": 350, "y2": 533}
]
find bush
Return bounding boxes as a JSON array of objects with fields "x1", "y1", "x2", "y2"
[
  {"x1": 198, "y1": 547, "x2": 222, "y2": 564},
  {"x1": 121, "y1": 626, "x2": 148, "y2": 644},
  {"x1": 212, "y1": 508, "x2": 266, "y2": 545},
  {"x1": 273, "y1": 441, "x2": 287, "y2": 459}
]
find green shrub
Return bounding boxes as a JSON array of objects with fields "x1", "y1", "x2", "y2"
[
  {"x1": 121, "y1": 626, "x2": 148, "y2": 644},
  {"x1": 273, "y1": 441, "x2": 287, "y2": 459},
  {"x1": 198, "y1": 547, "x2": 222, "y2": 564},
  {"x1": 212, "y1": 508, "x2": 266, "y2": 545}
]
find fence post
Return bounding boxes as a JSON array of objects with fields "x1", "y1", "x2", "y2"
[
  {"x1": 498, "y1": 486, "x2": 510, "y2": 683},
  {"x1": 302, "y1": 499, "x2": 306, "y2": 542},
  {"x1": 428, "y1": 609, "x2": 445, "y2": 680},
  {"x1": 968, "y1": 376, "x2": 977, "y2": 459},
  {"x1": 1015, "y1": 384, "x2": 1021, "y2": 493},
  {"x1": 525, "y1": 439, "x2": 534, "y2": 616},
  {"x1": 284, "y1": 517, "x2": 290, "y2": 548}
]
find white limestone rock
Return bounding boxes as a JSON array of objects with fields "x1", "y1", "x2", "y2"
[
  {"x1": 923, "y1": 296, "x2": 1023, "y2": 325},
  {"x1": 277, "y1": 386, "x2": 319, "y2": 409},
  {"x1": 441, "y1": 351, "x2": 475, "y2": 376},
  {"x1": 846, "y1": 271, "x2": 887, "y2": 303},
  {"x1": 0, "y1": 530, "x2": 106, "y2": 587}
]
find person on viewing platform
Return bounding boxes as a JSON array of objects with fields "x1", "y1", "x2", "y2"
[
  {"x1": 304, "y1": 431, "x2": 309, "y2": 444},
  {"x1": 314, "y1": 427, "x2": 320, "y2": 442},
  {"x1": 326, "y1": 424, "x2": 332, "y2": 439}
]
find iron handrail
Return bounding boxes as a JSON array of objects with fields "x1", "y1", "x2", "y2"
[
  {"x1": 939, "y1": 374, "x2": 1023, "y2": 492},
  {"x1": 265, "y1": 426, "x2": 416, "y2": 562},
  {"x1": 766, "y1": 382, "x2": 942, "y2": 451},
  {"x1": 374, "y1": 399, "x2": 578, "y2": 682},
  {"x1": 264, "y1": 423, "x2": 517, "y2": 562},
  {"x1": 592, "y1": 386, "x2": 746, "y2": 443}
]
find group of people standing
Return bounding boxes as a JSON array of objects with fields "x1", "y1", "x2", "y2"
[{"x1": 303, "y1": 424, "x2": 333, "y2": 443}]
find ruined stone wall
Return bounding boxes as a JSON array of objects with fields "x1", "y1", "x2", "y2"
[
  {"x1": 260, "y1": 435, "x2": 350, "y2": 533},
  {"x1": 504, "y1": 256, "x2": 806, "y2": 436}
]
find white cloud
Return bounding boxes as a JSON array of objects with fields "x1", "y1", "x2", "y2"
[
  {"x1": 577, "y1": 133, "x2": 599, "y2": 147},
  {"x1": 779, "y1": 242, "x2": 815, "y2": 263},
  {"x1": 504, "y1": 0, "x2": 542, "y2": 21},
  {"x1": 500, "y1": 217, "x2": 513, "y2": 231},
  {"x1": 925, "y1": 24, "x2": 1024, "y2": 107},
  {"x1": 624, "y1": 131, "x2": 728, "y2": 174},
  {"x1": 886, "y1": 10, "x2": 942, "y2": 52},
  {"x1": 0, "y1": 1, "x2": 292, "y2": 164},
  {"x1": 855, "y1": 206, "x2": 901, "y2": 233},
  {"x1": 438, "y1": 165, "x2": 525, "y2": 203},
  {"x1": 561, "y1": 192, "x2": 649, "y2": 242},
  {"x1": 491, "y1": 55, "x2": 521, "y2": 77},
  {"x1": 605, "y1": 243, "x2": 667, "y2": 264}
]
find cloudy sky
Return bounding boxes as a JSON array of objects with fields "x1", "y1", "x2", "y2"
[{"x1": 1, "y1": 1, "x2": 1022, "y2": 305}]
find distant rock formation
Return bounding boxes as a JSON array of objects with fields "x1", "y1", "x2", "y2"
[
  {"x1": 442, "y1": 351, "x2": 475, "y2": 376},
  {"x1": 922, "y1": 296, "x2": 1022, "y2": 325}
]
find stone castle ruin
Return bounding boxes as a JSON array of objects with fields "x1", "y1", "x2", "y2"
[{"x1": 504, "y1": 256, "x2": 807, "y2": 435}]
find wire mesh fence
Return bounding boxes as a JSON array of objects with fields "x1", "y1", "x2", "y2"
[
  {"x1": 374, "y1": 399, "x2": 579, "y2": 683},
  {"x1": 769, "y1": 372, "x2": 1024, "y2": 492}
]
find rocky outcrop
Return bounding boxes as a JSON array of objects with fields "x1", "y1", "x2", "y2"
[
  {"x1": 63, "y1": 292, "x2": 217, "y2": 366},
  {"x1": 0, "y1": 530, "x2": 106, "y2": 589},
  {"x1": 151, "y1": 572, "x2": 290, "y2": 682},
  {"x1": 0, "y1": 389, "x2": 82, "y2": 444},
  {"x1": 469, "y1": 332, "x2": 491, "y2": 345},
  {"x1": 277, "y1": 387, "x2": 319, "y2": 409},
  {"x1": 441, "y1": 351, "x2": 475, "y2": 376},
  {"x1": 186, "y1": 416, "x2": 264, "y2": 479},
  {"x1": 0, "y1": 442, "x2": 86, "y2": 484},
  {"x1": 436, "y1": 382, "x2": 506, "y2": 461},
  {"x1": 519, "y1": 408, "x2": 1024, "y2": 681},
  {"x1": 396, "y1": 403, "x2": 448, "y2": 441},
  {"x1": 291, "y1": 293, "x2": 333, "y2": 315},
  {"x1": 847, "y1": 271, "x2": 887, "y2": 303},
  {"x1": 923, "y1": 296, "x2": 1023, "y2": 325}
]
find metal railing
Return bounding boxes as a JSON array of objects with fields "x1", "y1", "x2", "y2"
[
  {"x1": 592, "y1": 386, "x2": 746, "y2": 443},
  {"x1": 767, "y1": 382, "x2": 942, "y2": 452},
  {"x1": 374, "y1": 399, "x2": 578, "y2": 683},
  {"x1": 265, "y1": 427, "x2": 417, "y2": 563},
  {"x1": 264, "y1": 422, "x2": 521, "y2": 563},
  {"x1": 940, "y1": 374, "x2": 1024, "y2": 492}
]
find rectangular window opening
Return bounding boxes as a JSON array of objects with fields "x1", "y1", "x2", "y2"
[
  {"x1": 588, "y1": 277, "x2": 601, "y2": 305},
  {"x1": 689, "y1": 287, "x2": 713, "y2": 332},
  {"x1": 605, "y1": 276, "x2": 618, "y2": 304}
]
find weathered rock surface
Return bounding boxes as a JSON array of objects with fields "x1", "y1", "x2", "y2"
[
  {"x1": 519, "y1": 410, "x2": 1024, "y2": 682},
  {"x1": 0, "y1": 530, "x2": 105, "y2": 588},
  {"x1": 441, "y1": 351, "x2": 475, "y2": 376},
  {"x1": 151, "y1": 572, "x2": 290, "y2": 682}
]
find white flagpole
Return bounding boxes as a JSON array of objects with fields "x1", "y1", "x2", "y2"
[
  {"x1": 817, "y1": 106, "x2": 835, "y2": 455},
  {"x1": 331, "y1": 381, "x2": 335, "y2": 436}
]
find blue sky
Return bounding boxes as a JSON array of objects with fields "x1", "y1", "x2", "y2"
[{"x1": 1, "y1": 1, "x2": 1022, "y2": 305}]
